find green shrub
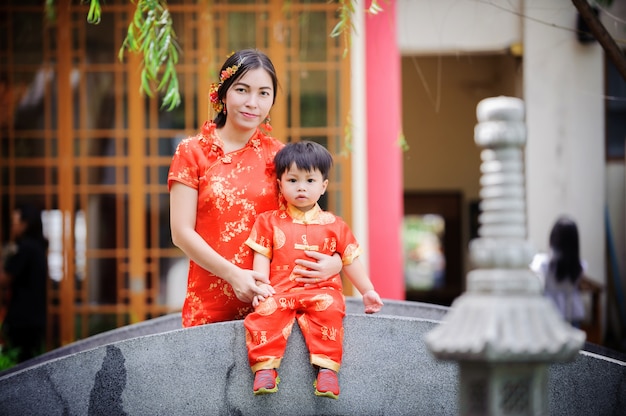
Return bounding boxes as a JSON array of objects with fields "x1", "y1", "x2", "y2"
[{"x1": 0, "y1": 345, "x2": 20, "y2": 371}]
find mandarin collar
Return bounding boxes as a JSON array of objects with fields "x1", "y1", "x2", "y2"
[
  {"x1": 285, "y1": 203, "x2": 322, "y2": 223},
  {"x1": 200, "y1": 121, "x2": 262, "y2": 154}
]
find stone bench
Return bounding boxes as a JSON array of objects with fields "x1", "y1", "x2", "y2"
[{"x1": 0, "y1": 299, "x2": 624, "y2": 415}]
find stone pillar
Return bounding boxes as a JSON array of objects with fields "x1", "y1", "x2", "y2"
[{"x1": 425, "y1": 96, "x2": 585, "y2": 416}]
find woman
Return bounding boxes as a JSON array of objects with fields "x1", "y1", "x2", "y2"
[
  {"x1": 1, "y1": 204, "x2": 48, "y2": 362},
  {"x1": 168, "y1": 49, "x2": 341, "y2": 326},
  {"x1": 530, "y1": 216, "x2": 586, "y2": 327}
]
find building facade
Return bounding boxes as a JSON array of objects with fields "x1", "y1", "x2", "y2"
[{"x1": 1, "y1": 0, "x2": 623, "y2": 352}]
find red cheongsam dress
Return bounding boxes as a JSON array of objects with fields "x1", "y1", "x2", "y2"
[
  {"x1": 244, "y1": 204, "x2": 363, "y2": 373},
  {"x1": 168, "y1": 121, "x2": 284, "y2": 326}
]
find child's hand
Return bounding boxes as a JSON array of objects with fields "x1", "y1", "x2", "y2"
[
  {"x1": 252, "y1": 283, "x2": 274, "y2": 307},
  {"x1": 362, "y1": 290, "x2": 383, "y2": 314}
]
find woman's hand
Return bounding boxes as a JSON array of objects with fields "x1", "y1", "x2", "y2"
[
  {"x1": 252, "y1": 283, "x2": 274, "y2": 307},
  {"x1": 293, "y1": 251, "x2": 342, "y2": 285},
  {"x1": 229, "y1": 269, "x2": 274, "y2": 303}
]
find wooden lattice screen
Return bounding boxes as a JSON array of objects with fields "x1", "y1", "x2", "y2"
[{"x1": 0, "y1": 0, "x2": 350, "y2": 349}]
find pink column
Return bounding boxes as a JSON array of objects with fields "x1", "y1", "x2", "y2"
[{"x1": 365, "y1": 0, "x2": 404, "y2": 300}]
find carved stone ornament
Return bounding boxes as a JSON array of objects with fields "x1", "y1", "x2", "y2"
[{"x1": 425, "y1": 96, "x2": 585, "y2": 416}]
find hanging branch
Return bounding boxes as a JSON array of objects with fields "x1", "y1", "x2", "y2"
[
  {"x1": 86, "y1": 0, "x2": 102, "y2": 23},
  {"x1": 44, "y1": 0, "x2": 381, "y2": 111},
  {"x1": 572, "y1": 0, "x2": 626, "y2": 82},
  {"x1": 118, "y1": 0, "x2": 181, "y2": 111},
  {"x1": 331, "y1": 0, "x2": 384, "y2": 57}
]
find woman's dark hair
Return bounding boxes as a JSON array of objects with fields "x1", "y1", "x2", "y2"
[
  {"x1": 213, "y1": 49, "x2": 278, "y2": 128},
  {"x1": 274, "y1": 140, "x2": 333, "y2": 180},
  {"x1": 15, "y1": 203, "x2": 48, "y2": 249},
  {"x1": 548, "y1": 216, "x2": 583, "y2": 283}
]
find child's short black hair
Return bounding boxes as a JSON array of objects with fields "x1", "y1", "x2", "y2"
[{"x1": 274, "y1": 140, "x2": 333, "y2": 180}]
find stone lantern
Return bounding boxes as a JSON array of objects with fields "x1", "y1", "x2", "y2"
[{"x1": 425, "y1": 96, "x2": 585, "y2": 415}]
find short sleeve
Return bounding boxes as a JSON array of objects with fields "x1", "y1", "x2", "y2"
[
  {"x1": 168, "y1": 137, "x2": 201, "y2": 191},
  {"x1": 245, "y1": 212, "x2": 275, "y2": 259},
  {"x1": 334, "y1": 216, "x2": 363, "y2": 265}
]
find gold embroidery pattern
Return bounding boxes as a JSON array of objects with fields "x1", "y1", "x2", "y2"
[
  {"x1": 171, "y1": 122, "x2": 283, "y2": 327},
  {"x1": 321, "y1": 325, "x2": 338, "y2": 341},
  {"x1": 343, "y1": 243, "x2": 362, "y2": 264},
  {"x1": 282, "y1": 320, "x2": 294, "y2": 340},
  {"x1": 294, "y1": 233, "x2": 319, "y2": 251},
  {"x1": 298, "y1": 314, "x2": 310, "y2": 334},
  {"x1": 278, "y1": 296, "x2": 296, "y2": 310},
  {"x1": 311, "y1": 293, "x2": 334, "y2": 311},
  {"x1": 317, "y1": 211, "x2": 337, "y2": 225},
  {"x1": 256, "y1": 297, "x2": 278, "y2": 316},
  {"x1": 273, "y1": 226, "x2": 286, "y2": 249}
]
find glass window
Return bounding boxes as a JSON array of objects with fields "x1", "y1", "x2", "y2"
[{"x1": 606, "y1": 56, "x2": 626, "y2": 160}]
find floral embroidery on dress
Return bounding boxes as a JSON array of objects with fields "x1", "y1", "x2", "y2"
[{"x1": 169, "y1": 121, "x2": 284, "y2": 327}]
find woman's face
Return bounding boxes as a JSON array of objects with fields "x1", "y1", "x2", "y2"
[
  {"x1": 11, "y1": 210, "x2": 26, "y2": 239},
  {"x1": 223, "y1": 67, "x2": 274, "y2": 131}
]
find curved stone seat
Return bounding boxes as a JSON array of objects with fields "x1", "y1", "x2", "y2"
[
  {"x1": 0, "y1": 299, "x2": 624, "y2": 415},
  {"x1": 0, "y1": 298, "x2": 448, "y2": 377}
]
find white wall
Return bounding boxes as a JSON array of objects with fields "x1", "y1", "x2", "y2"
[
  {"x1": 523, "y1": 1, "x2": 606, "y2": 287},
  {"x1": 397, "y1": 0, "x2": 522, "y2": 54},
  {"x1": 397, "y1": 0, "x2": 608, "y2": 288}
]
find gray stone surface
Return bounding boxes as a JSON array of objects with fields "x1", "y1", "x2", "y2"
[
  {"x1": 0, "y1": 315, "x2": 457, "y2": 416},
  {"x1": 0, "y1": 299, "x2": 624, "y2": 415},
  {"x1": 1, "y1": 298, "x2": 448, "y2": 377}
]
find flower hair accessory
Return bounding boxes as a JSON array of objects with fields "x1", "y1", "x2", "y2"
[{"x1": 209, "y1": 63, "x2": 239, "y2": 114}]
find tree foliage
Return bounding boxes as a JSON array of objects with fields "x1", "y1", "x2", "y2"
[
  {"x1": 118, "y1": 0, "x2": 181, "y2": 111},
  {"x1": 45, "y1": 0, "x2": 383, "y2": 111}
]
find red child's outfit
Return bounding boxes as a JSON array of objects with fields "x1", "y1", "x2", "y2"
[
  {"x1": 168, "y1": 121, "x2": 284, "y2": 326},
  {"x1": 244, "y1": 203, "x2": 363, "y2": 373}
]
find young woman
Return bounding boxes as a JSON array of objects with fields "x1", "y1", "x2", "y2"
[
  {"x1": 531, "y1": 216, "x2": 586, "y2": 327},
  {"x1": 1, "y1": 204, "x2": 48, "y2": 362},
  {"x1": 168, "y1": 49, "x2": 342, "y2": 326}
]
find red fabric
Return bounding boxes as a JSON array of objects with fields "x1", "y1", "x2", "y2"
[
  {"x1": 168, "y1": 121, "x2": 284, "y2": 326},
  {"x1": 244, "y1": 204, "x2": 361, "y2": 372}
]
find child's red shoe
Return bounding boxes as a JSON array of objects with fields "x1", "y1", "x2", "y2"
[
  {"x1": 314, "y1": 368, "x2": 339, "y2": 399},
  {"x1": 253, "y1": 369, "x2": 280, "y2": 395}
]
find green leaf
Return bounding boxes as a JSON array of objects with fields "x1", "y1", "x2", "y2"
[
  {"x1": 161, "y1": 84, "x2": 181, "y2": 111},
  {"x1": 45, "y1": 0, "x2": 56, "y2": 23},
  {"x1": 108, "y1": 0, "x2": 382, "y2": 111},
  {"x1": 86, "y1": 0, "x2": 102, "y2": 24},
  {"x1": 141, "y1": 69, "x2": 154, "y2": 97}
]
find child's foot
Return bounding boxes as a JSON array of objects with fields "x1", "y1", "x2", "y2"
[
  {"x1": 314, "y1": 368, "x2": 339, "y2": 399},
  {"x1": 253, "y1": 369, "x2": 280, "y2": 395}
]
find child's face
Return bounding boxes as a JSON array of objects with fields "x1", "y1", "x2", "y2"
[{"x1": 278, "y1": 162, "x2": 328, "y2": 212}]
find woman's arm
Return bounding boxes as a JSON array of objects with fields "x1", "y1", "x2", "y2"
[{"x1": 169, "y1": 182, "x2": 271, "y2": 303}]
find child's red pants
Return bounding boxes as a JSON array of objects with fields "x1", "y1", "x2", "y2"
[{"x1": 244, "y1": 288, "x2": 346, "y2": 373}]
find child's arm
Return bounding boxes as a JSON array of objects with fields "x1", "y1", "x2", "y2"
[
  {"x1": 342, "y1": 258, "x2": 383, "y2": 314},
  {"x1": 251, "y1": 252, "x2": 274, "y2": 307}
]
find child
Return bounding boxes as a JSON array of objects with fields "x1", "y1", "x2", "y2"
[{"x1": 243, "y1": 140, "x2": 384, "y2": 399}]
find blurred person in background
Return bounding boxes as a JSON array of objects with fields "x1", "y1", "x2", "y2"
[
  {"x1": 0, "y1": 204, "x2": 48, "y2": 363},
  {"x1": 530, "y1": 216, "x2": 586, "y2": 328}
]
